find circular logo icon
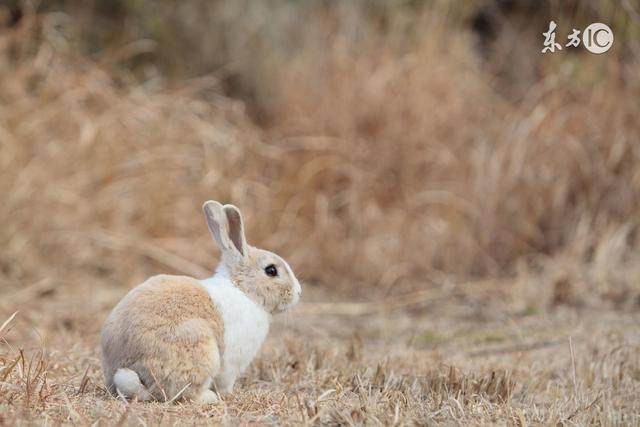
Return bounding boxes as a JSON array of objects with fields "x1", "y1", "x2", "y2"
[{"x1": 582, "y1": 23, "x2": 614, "y2": 54}]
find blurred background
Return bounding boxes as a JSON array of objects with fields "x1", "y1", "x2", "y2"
[{"x1": 1, "y1": 0, "x2": 639, "y2": 309}]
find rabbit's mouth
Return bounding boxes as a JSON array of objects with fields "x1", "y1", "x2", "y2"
[{"x1": 274, "y1": 282, "x2": 301, "y2": 314}]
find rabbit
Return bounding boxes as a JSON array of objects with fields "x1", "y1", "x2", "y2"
[{"x1": 100, "y1": 200, "x2": 302, "y2": 404}]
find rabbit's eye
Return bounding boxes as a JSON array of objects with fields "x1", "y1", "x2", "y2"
[{"x1": 264, "y1": 264, "x2": 278, "y2": 277}]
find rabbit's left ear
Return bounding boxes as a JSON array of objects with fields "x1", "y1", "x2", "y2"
[
  {"x1": 222, "y1": 204, "x2": 248, "y2": 257},
  {"x1": 203, "y1": 200, "x2": 246, "y2": 258}
]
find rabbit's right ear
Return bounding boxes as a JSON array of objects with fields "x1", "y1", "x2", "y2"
[{"x1": 203, "y1": 200, "x2": 241, "y2": 258}]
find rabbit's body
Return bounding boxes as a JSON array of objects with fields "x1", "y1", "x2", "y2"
[{"x1": 101, "y1": 201, "x2": 301, "y2": 403}]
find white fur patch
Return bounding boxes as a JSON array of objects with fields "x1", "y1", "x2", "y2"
[
  {"x1": 200, "y1": 271, "x2": 270, "y2": 392},
  {"x1": 113, "y1": 368, "x2": 151, "y2": 401}
]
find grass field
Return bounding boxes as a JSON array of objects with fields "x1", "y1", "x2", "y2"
[
  {"x1": 2, "y1": 281, "x2": 640, "y2": 425},
  {"x1": 1, "y1": 2, "x2": 640, "y2": 425}
]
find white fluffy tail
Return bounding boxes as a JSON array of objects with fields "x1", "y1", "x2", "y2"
[{"x1": 113, "y1": 368, "x2": 152, "y2": 401}]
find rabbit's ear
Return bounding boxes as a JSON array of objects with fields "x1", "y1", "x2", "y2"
[
  {"x1": 222, "y1": 204, "x2": 248, "y2": 256},
  {"x1": 203, "y1": 200, "x2": 242, "y2": 257}
]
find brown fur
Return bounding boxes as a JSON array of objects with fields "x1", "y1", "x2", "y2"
[{"x1": 101, "y1": 275, "x2": 224, "y2": 402}]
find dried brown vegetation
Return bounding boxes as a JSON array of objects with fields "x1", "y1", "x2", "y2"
[
  {"x1": 2, "y1": 289, "x2": 640, "y2": 424},
  {"x1": 1, "y1": 2, "x2": 640, "y2": 424},
  {"x1": 1, "y1": 3, "x2": 639, "y2": 291}
]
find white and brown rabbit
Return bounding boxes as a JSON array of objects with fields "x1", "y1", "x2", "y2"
[{"x1": 100, "y1": 201, "x2": 302, "y2": 403}]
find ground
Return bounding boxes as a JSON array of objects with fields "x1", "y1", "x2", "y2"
[{"x1": 1, "y1": 279, "x2": 639, "y2": 426}]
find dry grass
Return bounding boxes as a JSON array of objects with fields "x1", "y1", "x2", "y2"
[
  {"x1": 2, "y1": 3, "x2": 640, "y2": 425},
  {"x1": 2, "y1": 285, "x2": 640, "y2": 425}
]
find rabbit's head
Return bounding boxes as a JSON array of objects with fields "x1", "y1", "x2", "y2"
[{"x1": 203, "y1": 200, "x2": 302, "y2": 313}]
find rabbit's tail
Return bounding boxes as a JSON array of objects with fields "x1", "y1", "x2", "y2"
[{"x1": 113, "y1": 368, "x2": 152, "y2": 401}]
